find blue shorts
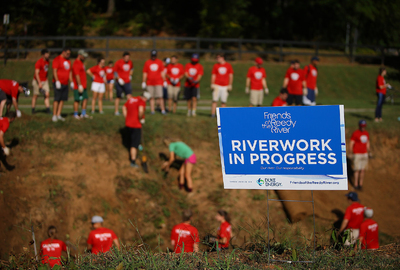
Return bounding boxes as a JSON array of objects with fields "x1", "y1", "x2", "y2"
[{"x1": 115, "y1": 82, "x2": 132, "y2": 98}]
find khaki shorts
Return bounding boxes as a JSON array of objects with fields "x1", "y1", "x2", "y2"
[
  {"x1": 32, "y1": 79, "x2": 50, "y2": 95},
  {"x1": 167, "y1": 85, "x2": 180, "y2": 101},
  {"x1": 147, "y1": 85, "x2": 163, "y2": 98},
  {"x1": 353, "y1": 153, "x2": 368, "y2": 171},
  {"x1": 212, "y1": 85, "x2": 229, "y2": 103},
  {"x1": 344, "y1": 228, "x2": 360, "y2": 246},
  {"x1": 250, "y1": 89, "x2": 264, "y2": 106}
]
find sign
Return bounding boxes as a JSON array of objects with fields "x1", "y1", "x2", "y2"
[
  {"x1": 217, "y1": 105, "x2": 348, "y2": 190},
  {"x1": 3, "y1": 14, "x2": 10, "y2": 25}
]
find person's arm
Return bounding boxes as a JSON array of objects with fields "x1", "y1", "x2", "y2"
[
  {"x1": 75, "y1": 74, "x2": 82, "y2": 87},
  {"x1": 113, "y1": 238, "x2": 120, "y2": 249},
  {"x1": 87, "y1": 69, "x2": 94, "y2": 78},
  {"x1": 138, "y1": 105, "x2": 144, "y2": 119},
  {"x1": 0, "y1": 131, "x2": 5, "y2": 148},
  {"x1": 12, "y1": 97, "x2": 19, "y2": 111},
  {"x1": 171, "y1": 239, "x2": 176, "y2": 246},
  {"x1": 163, "y1": 151, "x2": 175, "y2": 172},
  {"x1": 53, "y1": 68, "x2": 59, "y2": 82},
  {"x1": 193, "y1": 243, "x2": 199, "y2": 252},
  {"x1": 196, "y1": 74, "x2": 202, "y2": 82},
  {"x1": 349, "y1": 140, "x2": 355, "y2": 155},
  {"x1": 245, "y1": 78, "x2": 250, "y2": 94},
  {"x1": 35, "y1": 68, "x2": 43, "y2": 88},
  {"x1": 161, "y1": 70, "x2": 166, "y2": 81},
  {"x1": 69, "y1": 69, "x2": 73, "y2": 83},
  {"x1": 211, "y1": 74, "x2": 216, "y2": 88},
  {"x1": 122, "y1": 105, "x2": 127, "y2": 118},
  {"x1": 263, "y1": 78, "x2": 269, "y2": 94},
  {"x1": 228, "y1": 74, "x2": 233, "y2": 91},
  {"x1": 339, "y1": 219, "x2": 349, "y2": 233},
  {"x1": 87, "y1": 244, "x2": 92, "y2": 252},
  {"x1": 142, "y1": 72, "x2": 147, "y2": 83},
  {"x1": 283, "y1": 78, "x2": 289, "y2": 88},
  {"x1": 367, "y1": 140, "x2": 370, "y2": 155}
]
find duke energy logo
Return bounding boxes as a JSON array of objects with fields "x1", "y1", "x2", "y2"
[
  {"x1": 256, "y1": 178, "x2": 264, "y2": 186},
  {"x1": 262, "y1": 111, "x2": 296, "y2": 133}
]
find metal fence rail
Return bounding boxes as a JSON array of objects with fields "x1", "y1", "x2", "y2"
[{"x1": 1, "y1": 36, "x2": 399, "y2": 63}]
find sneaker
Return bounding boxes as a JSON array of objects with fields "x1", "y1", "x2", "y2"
[
  {"x1": 151, "y1": 111, "x2": 155, "y2": 115},
  {"x1": 81, "y1": 114, "x2": 93, "y2": 119},
  {"x1": 46, "y1": 108, "x2": 52, "y2": 115},
  {"x1": 52, "y1": 115, "x2": 58, "y2": 122},
  {"x1": 187, "y1": 110, "x2": 191, "y2": 117},
  {"x1": 192, "y1": 111, "x2": 196, "y2": 117},
  {"x1": 115, "y1": 112, "x2": 120, "y2": 116},
  {"x1": 130, "y1": 162, "x2": 139, "y2": 168},
  {"x1": 57, "y1": 115, "x2": 65, "y2": 121},
  {"x1": 73, "y1": 114, "x2": 80, "y2": 120},
  {"x1": 31, "y1": 108, "x2": 35, "y2": 114},
  {"x1": 161, "y1": 110, "x2": 167, "y2": 115},
  {"x1": 99, "y1": 111, "x2": 104, "y2": 114}
]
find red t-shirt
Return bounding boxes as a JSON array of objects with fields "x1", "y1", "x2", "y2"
[
  {"x1": 344, "y1": 202, "x2": 365, "y2": 229},
  {"x1": 285, "y1": 68, "x2": 304, "y2": 95},
  {"x1": 217, "y1": 221, "x2": 231, "y2": 249},
  {"x1": 184, "y1": 63, "x2": 204, "y2": 88},
  {"x1": 52, "y1": 55, "x2": 71, "y2": 85},
  {"x1": 34, "y1": 58, "x2": 50, "y2": 81},
  {"x1": 247, "y1": 66, "x2": 266, "y2": 90},
  {"x1": 87, "y1": 227, "x2": 118, "y2": 254},
  {"x1": 212, "y1": 62, "x2": 234, "y2": 86},
  {"x1": 376, "y1": 75, "x2": 386, "y2": 95},
  {"x1": 114, "y1": 59, "x2": 133, "y2": 82},
  {"x1": 124, "y1": 97, "x2": 145, "y2": 128},
  {"x1": 0, "y1": 117, "x2": 10, "y2": 133},
  {"x1": 143, "y1": 59, "x2": 164, "y2": 86},
  {"x1": 89, "y1": 65, "x2": 106, "y2": 83},
  {"x1": 351, "y1": 130, "x2": 369, "y2": 154},
  {"x1": 359, "y1": 219, "x2": 379, "y2": 250},
  {"x1": 170, "y1": 223, "x2": 199, "y2": 253},
  {"x1": 166, "y1": 63, "x2": 184, "y2": 86},
  {"x1": 40, "y1": 238, "x2": 67, "y2": 268},
  {"x1": 304, "y1": 64, "x2": 318, "y2": 90},
  {"x1": 0, "y1": 79, "x2": 19, "y2": 99},
  {"x1": 72, "y1": 58, "x2": 87, "y2": 89},
  {"x1": 105, "y1": 66, "x2": 114, "y2": 81},
  {"x1": 272, "y1": 96, "x2": 287, "y2": 107}
]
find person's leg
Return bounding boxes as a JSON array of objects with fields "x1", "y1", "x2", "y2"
[
  {"x1": 44, "y1": 92, "x2": 50, "y2": 112},
  {"x1": 31, "y1": 95, "x2": 38, "y2": 112},
  {"x1": 159, "y1": 97, "x2": 165, "y2": 113},
  {"x1": 185, "y1": 162, "x2": 194, "y2": 190},
  {"x1": 53, "y1": 101, "x2": 58, "y2": 117},
  {"x1": 168, "y1": 98, "x2": 173, "y2": 112},
  {"x1": 130, "y1": 147, "x2": 137, "y2": 163},
  {"x1": 150, "y1": 97, "x2": 155, "y2": 113},
  {"x1": 73, "y1": 100, "x2": 79, "y2": 118},
  {"x1": 92, "y1": 92, "x2": 97, "y2": 113},
  {"x1": 211, "y1": 102, "x2": 217, "y2": 116},
  {"x1": 82, "y1": 97, "x2": 87, "y2": 111},
  {"x1": 114, "y1": 98, "x2": 120, "y2": 114},
  {"x1": 359, "y1": 169, "x2": 365, "y2": 188},
  {"x1": 0, "y1": 100, "x2": 6, "y2": 117},
  {"x1": 353, "y1": 170, "x2": 360, "y2": 188},
  {"x1": 179, "y1": 164, "x2": 185, "y2": 187},
  {"x1": 98, "y1": 93, "x2": 104, "y2": 113},
  {"x1": 57, "y1": 101, "x2": 64, "y2": 116},
  {"x1": 109, "y1": 83, "x2": 114, "y2": 101}
]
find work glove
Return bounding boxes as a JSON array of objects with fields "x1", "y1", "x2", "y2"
[
  {"x1": 78, "y1": 85, "x2": 84, "y2": 93},
  {"x1": 303, "y1": 88, "x2": 308, "y2": 96},
  {"x1": 16, "y1": 110, "x2": 22, "y2": 118},
  {"x1": 315, "y1": 87, "x2": 318, "y2": 96},
  {"x1": 118, "y1": 78, "x2": 125, "y2": 85},
  {"x1": 245, "y1": 87, "x2": 250, "y2": 94},
  {"x1": 227, "y1": 85, "x2": 232, "y2": 91},
  {"x1": 140, "y1": 118, "x2": 145, "y2": 124},
  {"x1": 55, "y1": 81, "x2": 61, "y2": 89},
  {"x1": 211, "y1": 84, "x2": 216, "y2": 91},
  {"x1": 141, "y1": 82, "x2": 147, "y2": 89},
  {"x1": 163, "y1": 81, "x2": 168, "y2": 88},
  {"x1": 264, "y1": 88, "x2": 269, "y2": 95},
  {"x1": 70, "y1": 82, "x2": 74, "y2": 89},
  {"x1": 2, "y1": 147, "x2": 10, "y2": 156}
]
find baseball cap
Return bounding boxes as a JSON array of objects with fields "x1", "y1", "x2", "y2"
[
  {"x1": 311, "y1": 56, "x2": 320, "y2": 61},
  {"x1": 359, "y1": 120, "x2": 367, "y2": 127},
  {"x1": 164, "y1": 57, "x2": 171, "y2": 64},
  {"x1": 91, "y1": 215, "x2": 104, "y2": 223},
  {"x1": 364, "y1": 207, "x2": 373, "y2": 218},
  {"x1": 191, "y1": 53, "x2": 199, "y2": 62},
  {"x1": 151, "y1": 50, "x2": 157, "y2": 56},
  {"x1": 142, "y1": 91, "x2": 151, "y2": 100},
  {"x1": 345, "y1": 192, "x2": 358, "y2": 201},
  {"x1": 78, "y1": 49, "x2": 88, "y2": 57},
  {"x1": 255, "y1": 57, "x2": 263, "y2": 65}
]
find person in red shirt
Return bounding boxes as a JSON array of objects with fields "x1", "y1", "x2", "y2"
[
  {"x1": 40, "y1": 226, "x2": 67, "y2": 268},
  {"x1": 142, "y1": 50, "x2": 166, "y2": 114},
  {"x1": 272, "y1": 88, "x2": 289, "y2": 107},
  {"x1": 303, "y1": 56, "x2": 319, "y2": 106},
  {"x1": 166, "y1": 55, "x2": 184, "y2": 114},
  {"x1": 282, "y1": 60, "x2": 306, "y2": 106},
  {"x1": 358, "y1": 208, "x2": 379, "y2": 250},
  {"x1": 245, "y1": 57, "x2": 268, "y2": 107},
  {"x1": 349, "y1": 120, "x2": 370, "y2": 190},
  {"x1": 31, "y1": 48, "x2": 51, "y2": 114},
  {"x1": 87, "y1": 216, "x2": 120, "y2": 254},
  {"x1": 339, "y1": 192, "x2": 364, "y2": 246},
  {"x1": 114, "y1": 52, "x2": 134, "y2": 115},
  {"x1": 0, "y1": 80, "x2": 29, "y2": 117},
  {"x1": 184, "y1": 54, "x2": 204, "y2": 117},
  {"x1": 105, "y1": 61, "x2": 115, "y2": 101},
  {"x1": 52, "y1": 47, "x2": 72, "y2": 122},
  {"x1": 211, "y1": 54, "x2": 234, "y2": 117},
  {"x1": 87, "y1": 58, "x2": 107, "y2": 114},
  {"x1": 122, "y1": 91, "x2": 150, "y2": 168},
  {"x1": 215, "y1": 210, "x2": 232, "y2": 250},
  {"x1": 170, "y1": 209, "x2": 200, "y2": 253},
  {"x1": 375, "y1": 67, "x2": 391, "y2": 122},
  {"x1": 71, "y1": 50, "x2": 89, "y2": 119},
  {"x1": 0, "y1": 111, "x2": 16, "y2": 158}
]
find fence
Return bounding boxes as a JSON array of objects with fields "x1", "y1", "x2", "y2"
[{"x1": 1, "y1": 35, "x2": 399, "y2": 64}]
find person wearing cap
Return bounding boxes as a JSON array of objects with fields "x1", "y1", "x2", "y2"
[
  {"x1": 349, "y1": 120, "x2": 370, "y2": 190},
  {"x1": 40, "y1": 226, "x2": 68, "y2": 268},
  {"x1": 245, "y1": 57, "x2": 268, "y2": 107},
  {"x1": 272, "y1": 88, "x2": 289, "y2": 107},
  {"x1": 166, "y1": 55, "x2": 184, "y2": 114},
  {"x1": 375, "y1": 67, "x2": 390, "y2": 122},
  {"x1": 184, "y1": 53, "x2": 204, "y2": 117},
  {"x1": 31, "y1": 48, "x2": 51, "y2": 114},
  {"x1": 170, "y1": 209, "x2": 200, "y2": 253},
  {"x1": 142, "y1": 50, "x2": 167, "y2": 114},
  {"x1": 87, "y1": 58, "x2": 107, "y2": 114},
  {"x1": 87, "y1": 215, "x2": 120, "y2": 254},
  {"x1": 358, "y1": 208, "x2": 379, "y2": 250},
  {"x1": 0, "y1": 111, "x2": 16, "y2": 158},
  {"x1": 105, "y1": 61, "x2": 115, "y2": 101},
  {"x1": 303, "y1": 56, "x2": 319, "y2": 106},
  {"x1": 0, "y1": 79, "x2": 29, "y2": 117},
  {"x1": 114, "y1": 52, "x2": 134, "y2": 116},
  {"x1": 282, "y1": 60, "x2": 306, "y2": 106},
  {"x1": 211, "y1": 54, "x2": 234, "y2": 117},
  {"x1": 122, "y1": 91, "x2": 150, "y2": 168},
  {"x1": 162, "y1": 57, "x2": 171, "y2": 105},
  {"x1": 339, "y1": 192, "x2": 364, "y2": 246},
  {"x1": 52, "y1": 47, "x2": 72, "y2": 122},
  {"x1": 72, "y1": 49, "x2": 90, "y2": 119}
]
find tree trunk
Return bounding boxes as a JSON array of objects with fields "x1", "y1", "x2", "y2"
[{"x1": 106, "y1": 0, "x2": 115, "y2": 16}]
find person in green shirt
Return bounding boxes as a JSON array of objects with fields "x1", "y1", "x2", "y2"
[{"x1": 162, "y1": 139, "x2": 196, "y2": 192}]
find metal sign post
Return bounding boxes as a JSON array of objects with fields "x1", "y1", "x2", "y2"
[{"x1": 3, "y1": 14, "x2": 10, "y2": 66}]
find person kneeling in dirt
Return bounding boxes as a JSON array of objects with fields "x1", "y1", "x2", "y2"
[
  {"x1": 87, "y1": 216, "x2": 120, "y2": 254},
  {"x1": 358, "y1": 208, "x2": 379, "y2": 250},
  {"x1": 40, "y1": 226, "x2": 68, "y2": 268},
  {"x1": 215, "y1": 210, "x2": 232, "y2": 251},
  {"x1": 170, "y1": 209, "x2": 200, "y2": 253},
  {"x1": 122, "y1": 91, "x2": 150, "y2": 168},
  {"x1": 0, "y1": 111, "x2": 16, "y2": 157},
  {"x1": 339, "y1": 192, "x2": 364, "y2": 246},
  {"x1": 162, "y1": 139, "x2": 196, "y2": 192}
]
